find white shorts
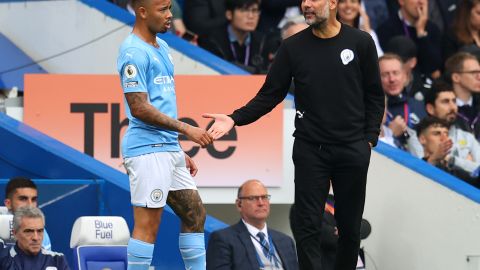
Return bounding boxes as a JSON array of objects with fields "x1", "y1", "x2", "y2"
[{"x1": 124, "y1": 151, "x2": 197, "y2": 208}]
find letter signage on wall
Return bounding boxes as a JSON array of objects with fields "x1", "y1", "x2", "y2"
[{"x1": 24, "y1": 75, "x2": 283, "y2": 187}]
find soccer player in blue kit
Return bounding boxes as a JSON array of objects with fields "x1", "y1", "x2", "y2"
[{"x1": 117, "y1": 0, "x2": 213, "y2": 269}]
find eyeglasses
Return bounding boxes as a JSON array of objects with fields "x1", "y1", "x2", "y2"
[
  {"x1": 238, "y1": 194, "x2": 271, "y2": 201},
  {"x1": 238, "y1": 7, "x2": 261, "y2": 15},
  {"x1": 457, "y1": 70, "x2": 480, "y2": 75}
]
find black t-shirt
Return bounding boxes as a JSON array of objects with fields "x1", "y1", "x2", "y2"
[{"x1": 231, "y1": 24, "x2": 384, "y2": 146}]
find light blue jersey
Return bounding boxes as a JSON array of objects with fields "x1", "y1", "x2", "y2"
[{"x1": 117, "y1": 34, "x2": 181, "y2": 158}]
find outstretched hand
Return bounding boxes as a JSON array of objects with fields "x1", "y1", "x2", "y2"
[{"x1": 202, "y1": 113, "x2": 235, "y2": 140}]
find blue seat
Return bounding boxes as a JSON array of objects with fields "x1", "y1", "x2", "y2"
[
  {"x1": 73, "y1": 245, "x2": 127, "y2": 270},
  {"x1": 70, "y1": 216, "x2": 130, "y2": 270}
]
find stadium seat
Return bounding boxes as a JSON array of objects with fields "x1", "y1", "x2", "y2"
[
  {"x1": 70, "y1": 216, "x2": 130, "y2": 270},
  {"x1": 0, "y1": 214, "x2": 14, "y2": 246}
]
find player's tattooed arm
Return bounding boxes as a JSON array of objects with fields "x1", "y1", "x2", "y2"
[
  {"x1": 125, "y1": 92, "x2": 185, "y2": 131},
  {"x1": 125, "y1": 92, "x2": 213, "y2": 147},
  {"x1": 167, "y1": 189, "x2": 206, "y2": 232}
]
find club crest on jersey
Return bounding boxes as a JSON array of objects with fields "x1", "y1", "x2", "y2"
[
  {"x1": 150, "y1": 189, "x2": 163, "y2": 202},
  {"x1": 124, "y1": 64, "x2": 137, "y2": 79},
  {"x1": 340, "y1": 49, "x2": 354, "y2": 65}
]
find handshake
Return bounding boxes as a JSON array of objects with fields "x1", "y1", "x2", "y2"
[{"x1": 180, "y1": 113, "x2": 235, "y2": 147}]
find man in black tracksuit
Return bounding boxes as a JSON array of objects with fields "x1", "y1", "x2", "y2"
[{"x1": 204, "y1": 0, "x2": 385, "y2": 268}]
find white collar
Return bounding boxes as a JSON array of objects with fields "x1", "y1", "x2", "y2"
[
  {"x1": 242, "y1": 219, "x2": 268, "y2": 239},
  {"x1": 398, "y1": 10, "x2": 413, "y2": 26},
  {"x1": 456, "y1": 96, "x2": 473, "y2": 107}
]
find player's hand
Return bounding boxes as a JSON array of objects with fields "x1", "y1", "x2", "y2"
[
  {"x1": 184, "y1": 125, "x2": 213, "y2": 147},
  {"x1": 184, "y1": 153, "x2": 198, "y2": 176},
  {"x1": 202, "y1": 113, "x2": 235, "y2": 140}
]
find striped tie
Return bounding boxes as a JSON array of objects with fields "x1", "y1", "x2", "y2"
[{"x1": 257, "y1": 232, "x2": 271, "y2": 260}]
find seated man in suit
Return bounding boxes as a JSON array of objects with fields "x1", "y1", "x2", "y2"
[{"x1": 206, "y1": 179, "x2": 298, "y2": 270}]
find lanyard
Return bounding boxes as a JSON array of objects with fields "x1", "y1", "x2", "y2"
[
  {"x1": 402, "y1": 19, "x2": 411, "y2": 38},
  {"x1": 403, "y1": 103, "x2": 410, "y2": 125},
  {"x1": 250, "y1": 233, "x2": 282, "y2": 269},
  {"x1": 386, "y1": 103, "x2": 411, "y2": 127},
  {"x1": 457, "y1": 111, "x2": 480, "y2": 130},
  {"x1": 230, "y1": 42, "x2": 250, "y2": 66}
]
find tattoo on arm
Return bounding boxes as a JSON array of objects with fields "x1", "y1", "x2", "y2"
[
  {"x1": 125, "y1": 92, "x2": 188, "y2": 133},
  {"x1": 167, "y1": 189, "x2": 206, "y2": 232}
]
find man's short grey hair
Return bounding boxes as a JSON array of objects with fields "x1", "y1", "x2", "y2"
[{"x1": 13, "y1": 206, "x2": 45, "y2": 232}]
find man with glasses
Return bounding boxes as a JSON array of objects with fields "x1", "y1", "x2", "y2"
[
  {"x1": 198, "y1": 0, "x2": 278, "y2": 74},
  {"x1": 444, "y1": 52, "x2": 480, "y2": 141},
  {"x1": 206, "y1": 180, "x2": 298, "y2": 270}
]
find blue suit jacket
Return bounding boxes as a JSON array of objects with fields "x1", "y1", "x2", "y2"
[{"x1": 206, "y1": 221, "x2": 299, "y2": 270}]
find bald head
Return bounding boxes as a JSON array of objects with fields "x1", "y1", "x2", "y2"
[
  {"x1": 237, "y1": 179, "x2": 265, "y2": 198},
  {"x1": 236, "y1": 179, "x2": 270, "y2": 229}
]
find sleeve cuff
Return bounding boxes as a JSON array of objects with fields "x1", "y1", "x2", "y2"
[{"x1": 365, "y1": 133, "x2": 379, "y2": 147}]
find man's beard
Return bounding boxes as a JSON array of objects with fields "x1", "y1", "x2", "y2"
[
  {"x1": 445, "y1": 113, "x2": 457, "y2": 125},
  {"x1": 305, "y1": 4, "x2": 330, "y2": 29}
]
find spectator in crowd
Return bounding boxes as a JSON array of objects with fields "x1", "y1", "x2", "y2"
[
  {"x1": 444, "y1": 52, "x2": 480, "y2": 140},
  {"x1": 385, "y1": 35, "x2": 432, "y2": 101},
  {"x1": 184, "y1": 0, "x2": 227, "y2": 37},
  {"x1": 379, "y1": 53, "x2": 427, "y2": 148},
  {"x1": 257, "y1": 0, "x2": 300, "y2": 35},
  {"x1": 280, "y1": 16, "x2": 308, "y2": 40},
  {"x1": 0, "y1": 207, "x2": 69, "y2": 269},
  {"x1": 407, "y1": 79, "x2": 480, "y2": 176},
  {"x1": 376, "y1": 0, "x2": 442, "y2": 78},
  {"x1": 3, "y1": 177, "x2": 51, "y2": 250},
  {"x1": 198, "y1": 0, "x2": 277, "y2": 74},
  {"x1": 206, "y1": 179, "x2": 298, "y2": 270},
  {"x1": 442, "y1": 0, "x2": 480, "y2": 62},
  {"x1": 384, "y1": 0, "x2": 456, "y2": 33},
  {"x1": 417, "y1": 116, "x2": 480, "y2": 187},
  {"x1": 336, "y1": 0, "x2": 383, "y2": 56}
]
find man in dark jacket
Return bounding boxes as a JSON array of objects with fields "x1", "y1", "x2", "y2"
[
  {"x1": 377, "y1": 0, "x2": 442, "y2": 78},
  {"x1": 198, "y1": 0, "x2": 277, "y2": 74},
  {"x1": 206, "y1": 180, "x2": 298, "y2": 270},
  {"x1": 0, "y1": 207, "x2": 69, "y2": 270},
  {"x1": 379, "y1": 53, "x2": 427, "y2": 148}
]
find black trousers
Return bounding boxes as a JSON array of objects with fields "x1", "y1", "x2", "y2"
[{"x1": 291, "y1": 138, "x2": 371, "y2": 270}]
